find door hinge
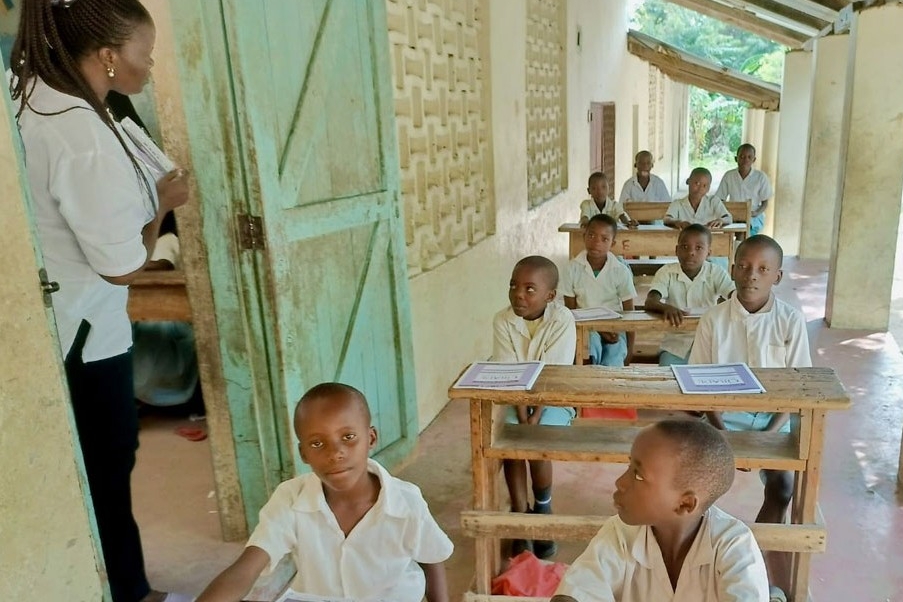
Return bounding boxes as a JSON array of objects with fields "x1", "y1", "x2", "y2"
[
  {"x1": 236, "y1": 213, "x2": 266, "y2": 251},
  {"x1": 38, "y1": 268, "x2": 60, "y2": 308}
]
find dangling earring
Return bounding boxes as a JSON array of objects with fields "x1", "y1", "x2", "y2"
[{"x1": 107, "y1": 66, "x2": 115, "y2": 78}]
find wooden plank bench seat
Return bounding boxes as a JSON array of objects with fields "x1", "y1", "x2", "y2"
[{"x1": 127, "y1": 270, "x2": 192, "y2": 323}]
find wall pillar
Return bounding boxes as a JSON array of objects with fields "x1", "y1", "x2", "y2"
[
  {"x1": 772, "y1": 49, "x2": 813, "y2": 256},
  {"x1": 826, "y1": 4, "x2": 903, "y2": 329},
  {"x1": 760, "y1": 110, "x2": 780, "y2": 236},
  {"x1": 800, "y1": 34, "x2": 850, "y2": 260}
]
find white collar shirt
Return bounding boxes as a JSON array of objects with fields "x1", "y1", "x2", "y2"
[
  {"x1": 688, "y1": 295, "x2": 812, "y2": 368},
  {"x1": 560, "y1": 252, "x2": 637, "y2": 311},
  {"x1": 649, "y1": 262, "x2": 735, "y2": 358},
  {"x1": 618, "y1": 174, "x2": 671, "y2": 203},
  {"x1": 713, "y1": 169, "x2": 773, "y2": 212},
  {"x1": 17, "y1": 77, "x2": 158, "y2": 361},
  {"x1": 666, "y1": 197, "x2": 732, "y2": 225},
  {"x1": 580, "y1": 198, "x2": 628, "y2": 222},
  {"x1": 246, "y1": 459, "x2": 453, "y2": 602},
  {"x1": 492, "y1": 302, "x2": 577, "y2": 365},
  {"x1": 555, "y1": 506, "x2": 769, "y2": 602}
]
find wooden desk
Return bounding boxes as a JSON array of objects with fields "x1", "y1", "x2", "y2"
[
  {"x1": 559, "y1": 223, "x2": 746, "y2": 268},
  {"x1": 574, "y1": 310, "x2": 700, "y2": 364},
  {"x1": 127, "y1": 270, "x2": 192, "y2": 322},
  {"x1": 623, "y1": 200, "x2": 751, "y2": 227},
  {"x1": 450, "y1": 365, "x2": 850, "y2": 601}
]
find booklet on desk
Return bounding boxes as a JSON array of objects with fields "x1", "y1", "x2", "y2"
[
  {"x1": 671, "y1": 363, "x2": 766, "y2": 394},
  {"x1": 453, "y1": 361, "x2": 544, "y2": 390},
  {"x1": 275, "y1": 591, "x2": 359, "y2": 602},
  {"x1": 570, "y1": 307, "x2": 621, "y2": 321}
]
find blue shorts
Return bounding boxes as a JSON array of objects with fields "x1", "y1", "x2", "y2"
[
  {"x1": 589, "y1": 331, "x2": 628, "y2": 367},
  {"x1": 721, "y1": 411, "x2": 791, "y2": 434},
  {"x1": 505, "y1": 405, "x2": 576, "y2": 426},
  {"x1": 750, "y1": 213, "x2": 765, "y2": 236},
  {"x1": 658, "y1": 350, "x2": 689, "y2": 366}
]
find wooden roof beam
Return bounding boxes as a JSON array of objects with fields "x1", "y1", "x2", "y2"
[
  {"x1": 665, "y1": 0, "x2": 811, "y2": 47},
  {"x1": 720, "y1": 0, "x2": 828, "y2": 33},
  {"x1": 627, "y1": 30, "x2": 783, "y2": 110}
]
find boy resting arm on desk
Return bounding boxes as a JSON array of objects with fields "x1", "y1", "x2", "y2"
[
  {"x1": 551, "y1": 420, "x2": 769, "y2": 602},
  {"x1": 688, "y1": 234, "x2": 811, "y2": 602},
  {"x1": 196, "y1": 383, "x2": 453, "y2": 602},
  {"x1": 665, "y1": 167, "x2": 732, "y2": 230},
  {"x1": 493, "y1": 255, "x2": 577, "y2": 559}
]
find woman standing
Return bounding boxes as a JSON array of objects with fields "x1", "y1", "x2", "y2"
[{"x1": 10, "y1": 1, "x2": 188, "y2": 600}]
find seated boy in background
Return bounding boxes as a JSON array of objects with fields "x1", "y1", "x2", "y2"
[
  {"x1": 713, "y1": 144, "x2": 773, "y2": 236},
  {"x1": 689, "y1": 234, "x2": 811, "y2": 602},
  {"x1": 561, "y1": 214, "x2": 637, "y2": 366},
  {"x1": 493, "y1": 255, "x2": 577, "y2": 559},
  {"x1": 618, "y1": 150, "x2": 671, "y2": 204},
  {"x1": 551, "y1": 420, "x2": 769, "y2": 602},
  {"x1": 665, "y1": 167, "x2": 732, "y2": 230},
  {"x1": 645, "y1": 224, "x2": 734, "y2": 366},
  {"x1": 579, "y1": 171, "x2": 638, "y2": 228},
  {"x1": 196, "y1": 383, "x2": 453, "y2": 602}
]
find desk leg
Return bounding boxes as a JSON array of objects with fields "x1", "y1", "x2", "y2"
[
  {"x1": 790, "y1": 410, "x2": 825, "y2": 602},
  {"x1": 575, "y1": 326, "x2": 587, "y2": 366},
  {"x1": 470, "y1": 399, "x2": 500, "y2": 593}
]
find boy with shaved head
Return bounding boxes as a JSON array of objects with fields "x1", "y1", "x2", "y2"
[
  {"x1": 552, "y1": 420, "x2": 769, "y2": 602},
  {"x1": 197, "y1": 383, "x2": 453, "y2": 602}
]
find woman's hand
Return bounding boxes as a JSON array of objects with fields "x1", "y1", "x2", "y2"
[{"x1": 156, "y1": 169, "x2": 190, "y2": 214}]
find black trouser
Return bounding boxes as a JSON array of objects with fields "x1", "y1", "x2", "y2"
[{"x1": 65, "y1": 321, "x2": 150, "y2": 602}]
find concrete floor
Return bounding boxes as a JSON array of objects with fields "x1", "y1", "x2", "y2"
[{"x1": 134, "y1": 257, "x2": 903, "y2": 601}]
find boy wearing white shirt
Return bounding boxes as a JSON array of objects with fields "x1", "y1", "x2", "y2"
[
  {"x1": 579, "y1": 172, "x2": 638, "y2": 228},
  {"x1": 493, "y1": 256, "x2": 577, "y2": 559},
  {"x1": 714, "y1": 144, "x2": 773, "y2": 236},
  {"x1": 618, "y1": 150, "x2": 671, "y2": 204},
  {"x1": 665, "y1": 168, "x2": 732, "y2": 230},
  {"x1": 197, "y1": 383, "x2": 453, "y2": 602},
  {"x1": 561, "y1": 215, "x2": 637, "y2": 366},
  {"x1": 645, "y1": 225, "x2": 734, "y2": 365},
  {"x1": 552, "y1": 420, "x2": 769, "y2": 602},
  {"x1": 689, "y1": 235, "x2": 810, "y2": 602}
]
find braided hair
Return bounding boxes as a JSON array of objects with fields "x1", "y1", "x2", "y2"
[{"x1": 10, "y1": 0, "x2": 156, "y2": 205}]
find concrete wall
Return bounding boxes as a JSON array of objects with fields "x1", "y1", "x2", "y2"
[
  {"x1": 0, "y1": 62, "x2": 105, "y2": 601},
  {"x1": 408, "y1": 0, "x2": 682, "y2": 427}
]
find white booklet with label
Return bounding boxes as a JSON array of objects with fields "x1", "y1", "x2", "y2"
[
  {"x1": 671, "y1": 363, "x2": 766, "y2": 394},
  {"x1": 570, "y1": 306, "x2": 622, "y2": 321},
  {"x1": 452, "y1": 361, "x2": 544, "y2": 390}
]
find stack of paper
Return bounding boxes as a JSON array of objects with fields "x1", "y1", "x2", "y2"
[
  {"x1": 452, "y1": 361, "x2": 544, "y2": 390},
  {"x1": 120, "y1": 116, "x2": 176, "y2": 180},
  {"x1": 570, "y1": 307, "x2": 622, "y2": 321},
  {"x1": 671, "y1": 363, "x2": 766, "y2": 394}
]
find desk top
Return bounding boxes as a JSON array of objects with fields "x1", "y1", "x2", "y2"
[
  {"x1": 448, "y1": 365, "x2": 850, "y2": 412},
  {"x1": 558, "y1": 223, "x2": 747, "y2": 234},
  {"x1": 577, "y1": 310, "x2": 700, "y2": 332}
]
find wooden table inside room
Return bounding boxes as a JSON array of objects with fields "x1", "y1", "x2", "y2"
[
  {"x1": 127, "y1": 270, "x2": 192, "y2": 323},
  {"x1": 574, "y1": 310, "x2": 700, "y2": 364},
  {"x1": 450, "y1": 365, "x2": 850, "y2": 602},
  {"x1": 624, "y1": 200, "x2": 752, "y2": 227},
  {"x1": 558, "y1": 223, "x2": 747, "y2": 269}
]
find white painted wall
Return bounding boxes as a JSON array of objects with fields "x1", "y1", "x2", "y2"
[{"x1": 409, "y1": 0, "x2": 682, "y2": 427}]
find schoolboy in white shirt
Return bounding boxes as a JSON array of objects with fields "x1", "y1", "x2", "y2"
[
  {"x1": 665, "y1": 168, "x2": 732, "y2": 230},
  {"x1": 645, "y1": 224, "x2": 734, "y2": 365},
  {"x1": 493, "y1": 255, "x2": 577, "y2": 559},
  {"x1": 714, "y1": 144, "x2": 773, "y2": 236},
  {"x1": 552, "y1": 420, "x2": 769, "y2": 602},
  {"x1": 579, "y1": 172, "x2": 638, "y2": 228},
  {"x1": 618, "y1": 150, "x2": 671, "y2": 204},
  {"x1": 197, "y1": 383, "x2": 453, "y2": 602},
  {"x1": 561, "y1": 214, "x2": 637, "y2": 366},
  {"x1": 689, "y1": 235, "x2": 811, "y2": 602}
]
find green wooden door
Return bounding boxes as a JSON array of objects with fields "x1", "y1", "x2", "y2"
[{"x1": 170, "y1": 0, "x2": 418, "y2": 525}]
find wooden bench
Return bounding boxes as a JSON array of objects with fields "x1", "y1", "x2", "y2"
[
  {"x1": 449, "y1": 365, "x2": 850, "y2": 602},
  {"x1": 127, "y1": 270, "x2": 192, "y2": 322},
  {"x1": 624, "y1": 200, "x2": 751, "y2": 227},
  {"x1": 574, "y1": 309, "x2": 699, "y2": 365}
]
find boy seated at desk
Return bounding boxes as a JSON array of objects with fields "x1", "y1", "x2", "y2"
[
  {"x1": 644, "y1": 224, "x2": 734, "y2": 366},
  {"x1": 618, "y1": 150, "x2": 671, "y2": 204},
  {"x1": 561, "y1": 214, "x2": 636, "y2": 366},
  {"x1": 493, "y1": 255, "x2": 577, "y2": 559},
  {"x1": 196, "y1": 383, "x2": 453, "y2": 602},
  {"x1": 713, "y1": 144, "x2": 773, "y2": 236},
  {"x1": 579, "y1": 171, "x2": 638, "y2": 229},
  {"x1": 689, "y1": 234, "x2": 811, "y2": 602},
  {"x1": 665, "y1": 167, "x2": 732, "y2": 230},
  {"x1": 551, "y1": 420, "x2": 769, "y2": 602}
]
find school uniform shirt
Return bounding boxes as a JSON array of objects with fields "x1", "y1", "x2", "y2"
[
  {"x1": 560, "y1": 252, "x2": 637, "y2": 311},
  {"x1": 649, "y1": 262, "x2": 735, "y2": 358},
  {"x1": 17, "y1": 77, "x2": 158, "y2": 361},
  {"x1": 493, "y1": 302, "x2": 577, "y2": 365},
  {"x1": 580, "y1": 198, "x2": 629, "y2": 222},
  {"x1": 665, "y1": 196, "x2": 732, "y2": 225},
  {"x1": 618, "y1": 174, "x2": 671, "y2": 203},
  {"x1": 555, "y1": 506, "x2": 769, "y2": 602},
  {"x1": 247, "y1": 458, "x2": 453, "y2": 602},
  {"x1": 714, "y1": 168, "x2": 773, "y2": 213}
]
